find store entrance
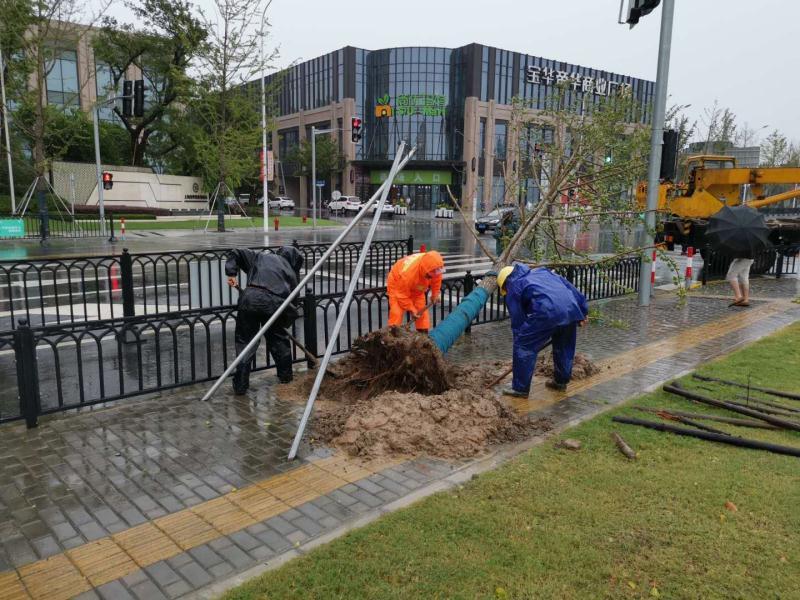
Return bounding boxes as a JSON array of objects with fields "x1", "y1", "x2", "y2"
[{"x1": 393, "y1": 185, "x2": 448, "y2": 212}]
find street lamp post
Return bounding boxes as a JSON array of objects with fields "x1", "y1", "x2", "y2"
[
  {"x1": 637, "y1": 0, "x2": 675, "y2": 307},
  {"x1": 259, "y1": 0, "x2": 273, "y2": 234},
  {"x1": 0, "y1": 48, "x2": 15, "y2": 214}
]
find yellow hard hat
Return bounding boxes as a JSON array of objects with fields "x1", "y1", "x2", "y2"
[{"x1": 497, "y1": 266, "x2": 514, "y2": 296}]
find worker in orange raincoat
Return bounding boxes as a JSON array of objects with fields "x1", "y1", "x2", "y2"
[{"x1": 387, "y1": 251, "x2": 445, "y2": 333}]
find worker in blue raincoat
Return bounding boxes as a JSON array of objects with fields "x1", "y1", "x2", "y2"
[{"x1": 496, "y1": 264, "x2": 589, "y2": 397}]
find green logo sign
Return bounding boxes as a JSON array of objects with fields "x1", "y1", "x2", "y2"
[
  {"x1": 0, "y1": 219, "x2": 25, "y2": 239},
  {"x1": 374, "y1": 94, "x2": 447, "y2": 118},
  {"x1": 370, "y1": 170, "x2": 453, "y2": 185}
]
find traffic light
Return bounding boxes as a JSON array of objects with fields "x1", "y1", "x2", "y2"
[
  {"x1": 351, "y1": 117, "x2": 362, "y2": 143},
  {"x1": 625, "y1": 0, "x2": 661, "y2": 26},
  {"x1": 660, "y1": 128, "x2": 679, "y2": 181},
  {"x1": 122, "y1": 81, "x2": 132, "y2": 117},
  {"x1": 133, "y1": 80, "x2": 145, "y2": 117},
  {"x1": 102, "y1": 171, "x2": 113, "y2": 190}
]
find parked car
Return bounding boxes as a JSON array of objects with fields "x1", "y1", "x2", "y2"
[
  {"x1": 237, "y1": 194, "x2": 252, "y2": 205},
  {"x1": 369, "y1": 203, "x2": 395, "y2": 215},
  {"x1": 328, "y1": 195, "x2": 362, "y2": 212},
  {"x1": 267, "y1": 196, "x2": 295, "y2": 210},
  {"x1": 475, "y1": 206, "x2": 518, "y2": 234}
]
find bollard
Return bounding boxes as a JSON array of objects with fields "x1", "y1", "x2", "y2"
[
  {"x1": 108, "y1": 213, "x2": 117, "y2": 243},
  {"x1": 14, "y1": 319, "x2": 41, "y2": 429},
  {"x1": 650, "y1": 250, "x2": 657, "y2": 288},
  {"x1": 406, "y1": 235, "x2": 414, "y2": 255},
  {"x1": 684, "y1": 246, "x2": 694, "y2": 288},
  {"x1": 302, "y1": 215, "x2": 307, "y2": 223},
  {"x1": 420, "y1": 243, "x2": 426, "y2": 253},
  {"x1": 302, "y1": 286, "x2": 318, "y2": 368},
  {"x1": 464, "y1": 271, "x2": 474, "y2": 334},
  {"x1": 274, "y1": 217, "x2": 279, "y2": 231},
  {"x1": 120, "y1": 217, "x2": 126, "y2": 240}
]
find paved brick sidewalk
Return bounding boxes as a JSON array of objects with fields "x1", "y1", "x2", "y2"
[{"x1": 0, "y1": 282, "x2": 798, "y2": 599}]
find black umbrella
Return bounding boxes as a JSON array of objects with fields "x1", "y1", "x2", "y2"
[{"x1": 706, "y1": 205, "x2": 771, "y2": 258}]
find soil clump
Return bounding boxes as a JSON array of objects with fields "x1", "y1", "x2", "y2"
[{"x1": 277, "y1": 328, "x2": 600, "y2": 459}]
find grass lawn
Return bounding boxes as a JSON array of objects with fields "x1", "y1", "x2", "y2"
[
  {"x1": 223, "y1": 322, "x2": 800, "y2": 600},
  {"x1": 122, "y1": 216, "x2": 340, "y2": 230}
]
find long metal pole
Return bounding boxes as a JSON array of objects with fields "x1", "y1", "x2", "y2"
[
  {"x1": 92, "y1": 105, "x2": 107, "y2": 237},
  {"x1": 260, "y1": 2, "x2": 271, "y2": 234},
  {"x1": 287, "y1": 143, "x2": 411, "y2": 460},
  {"x1": 311, "y1": 125, "x2": 317, "y2": 229},
  {"x1": 200, "y1": 148, "x2": 417, "y2": 403},
  {"x1": 637, "y1": 0, "x2": 675, "y2": 307},
  {"x1": 0, "y1": 48, "x2": 15, "y2": 214}
]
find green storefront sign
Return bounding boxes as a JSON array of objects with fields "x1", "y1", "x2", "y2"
[
  {"x1": 370, "y1": 170, "x2": 453, "y2": 185},
  {"x1": 0, "y1": 219, "x2": 25, "y2": 239},
  {"x1": 375, "y1": 94, "x2": 447, "y2": 118}
]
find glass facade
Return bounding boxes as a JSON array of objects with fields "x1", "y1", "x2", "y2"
[
  {"x1": 262, "y1": 43, "x2": 654, "y2": 211},
  {"x1": 359, "y1": 47, "x2": 463, "y2": 162},
  {"x1": 46, "y1": 49, "x2": 80, "y2": 108}
]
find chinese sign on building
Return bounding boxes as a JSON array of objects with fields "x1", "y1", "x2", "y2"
[
  {"x1": 525, "y1": 66, "x2": 632, "y2": 97},
  {"x1": 370, "y1": 170, "x2": 453, "y2": 185},
  {"x1": 375, "y1": 94, "x2": 447, "y2": 118}
]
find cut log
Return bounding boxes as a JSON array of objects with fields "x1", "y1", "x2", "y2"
[
  {"x1": 611, "y1": 432, "x2": 636, "y2": 460},
  {"x1": 632, "y1": 406, "x2": 779, "y2": 430},
  {"x1": 663, "y1": 384, "x2": 800, "y2": 432},
  {"x1": 612, "y1": 416, "x2": 800, "y2": 458},
  {"x1": 692, "y1": 374, "x2": 800, "y2": 401}
]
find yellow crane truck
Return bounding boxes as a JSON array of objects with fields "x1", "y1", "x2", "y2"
[{"x1": 636, "y1": 154, "x2": 800, "y2": 273}]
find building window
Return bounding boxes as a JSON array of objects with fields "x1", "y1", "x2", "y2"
[
  {"x1": 494, "y1": 121, "x2": 507, "y2": 160},
  {"x1": 95, "y1": 62, "x2": 119, "y2": 121},
  {"x1": 479, "y1": 118, "x2": 486, "y2": 158},
  {"x1": 491, "y1": 176, "x2": 505, "y2": 206},
  {"x1": 46, "y1": 49, "x2": 80, "y2": 108}
]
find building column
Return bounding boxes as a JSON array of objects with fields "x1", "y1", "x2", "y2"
[
  {"x1": 462, "y1": 97, "x2": 480, "y2": 214},
  {"x1": 297, "y1": 111, "x2": 308, "y2": 210},
  {"x1": 484, "y1": 101, "x2": 496, "y2": 208}
]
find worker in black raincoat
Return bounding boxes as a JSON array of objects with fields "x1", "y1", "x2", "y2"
[{"x1": 225, "y1": 246, "x2": 304, "y2": 394}]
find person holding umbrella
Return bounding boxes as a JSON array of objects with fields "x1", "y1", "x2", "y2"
[
  {"x1": 705, "y1": 205, "x2": 771, "y2": 308},
  {"x1": 726, "y1": 257, "x2": 754, "y2": 307}
]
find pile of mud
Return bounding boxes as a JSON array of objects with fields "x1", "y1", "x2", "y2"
[
  {"x1": 535, "y1": 352, "x2": 601, "y2": 380},
  {"x1": 277, "y1": 328, "x2": 601, "y2": 459}
]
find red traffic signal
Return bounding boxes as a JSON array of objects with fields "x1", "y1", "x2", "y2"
[
  {"x1": 102, "y1": 171, "x2": 113, "y2": 190},
  {"x1": 351, "y1": 117, "x2": 362, "y2": 143}
]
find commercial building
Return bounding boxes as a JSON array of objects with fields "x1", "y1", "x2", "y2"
[{"x1": 260, "y1": 44, "x2": 655, "y2": 213}]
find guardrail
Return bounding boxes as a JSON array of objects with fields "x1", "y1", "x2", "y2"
[
  {"x1": 0, "y1": 237, "x2": 413, "y2": 330},
  {"x1": 700, "y1": 244, "x2": 800, "y2": 283},
  {"x1": 0, "y1": 257, "x2": 640, "y2": 427}
]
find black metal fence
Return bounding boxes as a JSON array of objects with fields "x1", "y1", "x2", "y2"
[
  {"x1": 700, "y1": 244, "x2": 800, "y2": 283},
  {"x1": 0, "y1": 257, "x2": 640, "y2": 427},
  {"x1": 0, "y1": 237, "x2": 412, "y2": 330}
]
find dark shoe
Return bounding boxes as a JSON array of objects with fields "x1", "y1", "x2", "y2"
[
  {"x1": 545, "y1": 380, "x2": 568, "y2": 392},
  {"x1": 501, "y1": 385, "x2": 528, "y2": 398},
  {"x1": 278, "y1": 374, "x2": 293, "y2": 384}
]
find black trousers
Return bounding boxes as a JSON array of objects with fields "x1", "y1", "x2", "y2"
[{"x1": 233, "y1": 308, "x2": 293, "y2": 392}]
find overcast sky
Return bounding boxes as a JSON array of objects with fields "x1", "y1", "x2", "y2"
[{"x1": 148, "y1": 0, "x2": 800, "y2": 143}]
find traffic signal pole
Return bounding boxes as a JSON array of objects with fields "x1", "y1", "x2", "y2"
[
  {"x1": 92, "y1": 105, "x2": 107, "y2": 237},
  {"x1": 637, "y1": 0, "x2": 675, "y2": 307}
]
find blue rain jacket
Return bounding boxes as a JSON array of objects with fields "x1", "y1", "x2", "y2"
[{"x1": 504, "y1": 264, "x2": 589, "y2": 392}]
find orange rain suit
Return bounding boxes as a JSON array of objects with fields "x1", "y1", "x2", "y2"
[{"x1": 387, "y1": 251, "x2": 444, "y2": 330}]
